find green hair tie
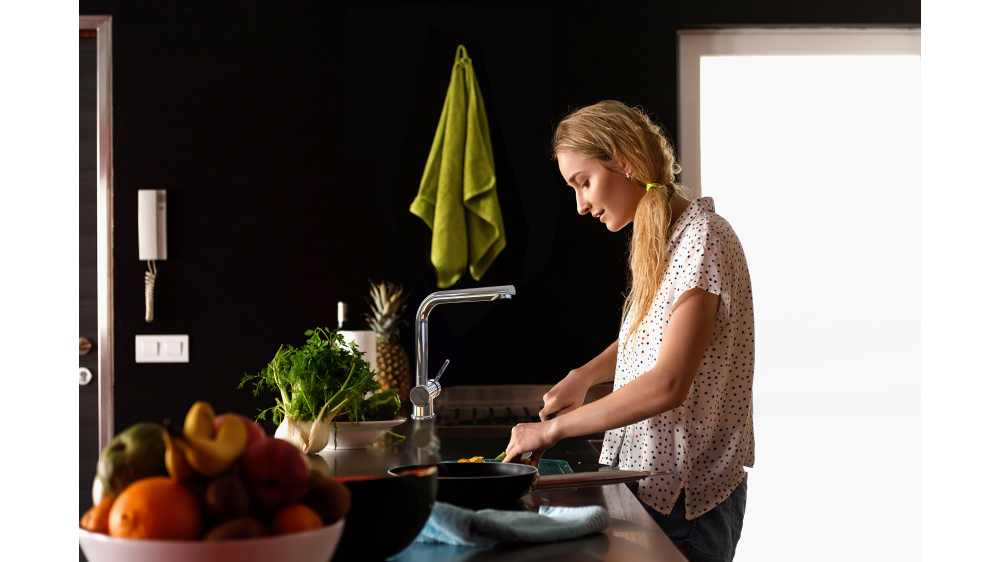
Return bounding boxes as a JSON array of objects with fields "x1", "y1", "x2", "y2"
[{"x1": 646, "y1": 183, "x2": 661, "y2": 192}]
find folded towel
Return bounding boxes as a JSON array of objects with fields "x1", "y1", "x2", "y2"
[
  {"x1": 410, "y1": 502, "x2": 610, "y2": 547},
  {"x1": 410, "y1": 44, "x2": 506, "y2": 288}
]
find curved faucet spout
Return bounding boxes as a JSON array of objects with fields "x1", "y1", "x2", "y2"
[{"x1": 411, "y1": 285, "x2": 516, "y2": 420}]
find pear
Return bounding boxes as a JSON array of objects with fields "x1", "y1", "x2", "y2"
[{"x1": 97, "y1": 422, "x2": 169, "y2": 497}]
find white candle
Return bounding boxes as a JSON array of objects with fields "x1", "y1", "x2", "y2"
[{"x1": 339, "y1": 330, "x2": 378, "y2": 369}]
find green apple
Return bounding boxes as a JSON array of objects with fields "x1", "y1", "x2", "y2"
[{"x1": 97, "y1": 422, "x2": 170, "y2": 496}]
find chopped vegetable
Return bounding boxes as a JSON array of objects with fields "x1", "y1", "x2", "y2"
[{"x1": 457, "y1": 454, "x2": 531, "y2": 464}]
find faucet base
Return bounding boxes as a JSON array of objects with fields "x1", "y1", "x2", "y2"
[{"x1": 411, "y1": 412, "x2": 437, "y2": 421}]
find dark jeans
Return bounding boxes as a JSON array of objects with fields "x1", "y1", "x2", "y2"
[{"x1": 625, "y1": 474, "x2": 747, "y2": 562}]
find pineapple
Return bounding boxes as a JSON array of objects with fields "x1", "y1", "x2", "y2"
[{"x1": 364, "y1": 280, "x2": 412, "y2": 404}]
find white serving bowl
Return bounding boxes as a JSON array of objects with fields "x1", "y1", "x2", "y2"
[
  {"x1": 324, "y1": 418, "x2": 406, "y2": 450},
  {"x1": 79, "y1": 518, "x2": 345, "y2": 562}
]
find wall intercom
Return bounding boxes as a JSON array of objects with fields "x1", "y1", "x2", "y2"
[{"x1": 138, "y1": 189, "x2": 167, "y2": 322}]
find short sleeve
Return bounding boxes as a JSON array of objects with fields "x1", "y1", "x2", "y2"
[{"x1": 670, "y1": 218, "x2": 733, "y2": 317}]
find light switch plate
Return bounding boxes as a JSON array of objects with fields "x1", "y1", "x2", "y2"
[{"x1": 135, "y1": 335, "x2": 189, "y2": 363}]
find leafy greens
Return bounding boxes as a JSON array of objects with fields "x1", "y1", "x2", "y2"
[{"x1": 239, "y1": 327, "x2": 395, "y2": 427}]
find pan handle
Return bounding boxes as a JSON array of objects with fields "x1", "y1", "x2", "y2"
[{"x1": 534, "y1": 470, "x2": 674, "y2": 490}]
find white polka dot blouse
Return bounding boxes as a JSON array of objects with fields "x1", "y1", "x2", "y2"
[{"x1": 598, "y1": 196, "x2": 755, "y2": 520}]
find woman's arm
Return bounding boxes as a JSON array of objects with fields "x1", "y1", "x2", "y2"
[
  {"x1": 538, "y1": 339, "x2": 619, "y2": 420},
  {"x1": 504, "y1": 288, "x2": 720, "y2": 464}
]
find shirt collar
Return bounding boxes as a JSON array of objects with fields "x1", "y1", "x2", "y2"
[{"x1": 669, "y1": 196, "x2": 714, "y2": 242}]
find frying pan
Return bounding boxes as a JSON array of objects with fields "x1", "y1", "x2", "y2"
[{"x1": 388, "y1": 462, "x2": 671, "y2": 510}]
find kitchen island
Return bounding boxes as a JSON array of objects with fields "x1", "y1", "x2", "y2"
[{"x1": 317, "y1": 417, "x2": 686, "y2": 562}]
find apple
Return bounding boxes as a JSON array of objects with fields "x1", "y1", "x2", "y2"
[
  {"x1": 240, "y1": 437, "x2": 310, "y2": 509},
  {"x1": 203, "y1": 517, "x2": 269, "y2": 541},
  {"x1": 215, "y1": 413, "x2": 266, "y2": 448},
  {"x1": 204, "y1": 474, "x2": 251, "y2": 523},
  {"x1": 302, "y1": 470, "x2": 351, "y2": 524},
  {"x1": 97, "y1": 422, "x2": 170, "y2": 496}
]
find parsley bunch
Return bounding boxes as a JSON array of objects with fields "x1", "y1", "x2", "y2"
[{"x1": 239, "y1": 327, "x2": 383, "y2": 426}]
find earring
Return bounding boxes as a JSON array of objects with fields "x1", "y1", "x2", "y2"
[{"x1": 626, "y1": 171, "x2": 632, "y2": 179}]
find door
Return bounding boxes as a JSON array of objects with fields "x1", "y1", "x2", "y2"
[
  {"x1": 79, "y1": 29, "x2": 99, "y2": 519},
  {"x1": 80, "y1": 15, "x2": 113, "y2": 561}
]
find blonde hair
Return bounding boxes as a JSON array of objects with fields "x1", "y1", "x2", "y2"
[{"x1": 551, "y1": 101, "x2": 685, "y2": 352}]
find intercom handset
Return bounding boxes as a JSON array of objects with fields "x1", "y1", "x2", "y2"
[{"x1": 138, "y1": 190, "x2": 167, "y2": 322}]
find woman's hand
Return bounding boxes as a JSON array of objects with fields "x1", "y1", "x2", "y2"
[
  {"x1": 538, "y1": 369, "x2": 591, "y2": 421},
  {"x1": 503, "y1": 419, "x2": 560, "y2": 467}
]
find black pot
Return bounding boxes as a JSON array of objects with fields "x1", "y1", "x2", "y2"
[{"x1": 331, "y1": 466, "x2": 437, "y2": 561}]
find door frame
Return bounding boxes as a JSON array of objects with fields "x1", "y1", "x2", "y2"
[
  {"x1": 676, "y1": 27, "x2": 921, "y2": 196},
  {"x1": 80, "y1": 15, "x2": 114, "y2": 452}
]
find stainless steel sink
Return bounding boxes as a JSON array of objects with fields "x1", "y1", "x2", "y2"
[{"x1": 430, "y1": 384, "x2": 612, "y2": 438}]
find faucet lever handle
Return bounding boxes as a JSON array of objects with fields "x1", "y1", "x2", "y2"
[
  {"x1": 410, "y1": 359, "x2": 450, "y2": 408},
  {"x1": 433, "y1": 359, "x2": 450, "y2": 383}
]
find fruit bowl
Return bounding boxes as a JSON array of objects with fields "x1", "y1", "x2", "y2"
[
  {"x1": 324, "y1": 417, "x2": 406, "y2": 450},
  {"x1": 79, "y1": 518, "x2": 345, "y2": 562}
]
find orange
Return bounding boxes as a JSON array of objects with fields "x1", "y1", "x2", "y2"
[
  {"x1": 80, "y1": 497, "x2": 115, "y2": 534},
  {"x1": 108, "y1": 476, "x2": 202, "y2": 540},
  {"x1": 272, "y1": 503, "x2": 323, "y2": 535}
]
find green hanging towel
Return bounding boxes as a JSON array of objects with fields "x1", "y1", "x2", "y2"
[{"x1": 410, "y1": 45, "x2": 506, "y2": 288}]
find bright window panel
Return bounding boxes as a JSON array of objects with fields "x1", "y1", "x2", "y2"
[{"x1": 700, "y1": 55, "x2": 920, "y2": 561}]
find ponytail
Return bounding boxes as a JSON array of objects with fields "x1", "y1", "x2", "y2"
[{"x1": 622, "y1": 182, "x2": 677, "y2": 352}]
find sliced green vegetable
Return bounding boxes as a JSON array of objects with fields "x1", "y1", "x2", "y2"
[{"x1": 495, "y1": 452, "x2": 506, "y2": 460}]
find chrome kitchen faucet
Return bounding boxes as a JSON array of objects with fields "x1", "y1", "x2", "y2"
[{"x1": 409, "y1": 285, "x2": 516, "y2": 420}]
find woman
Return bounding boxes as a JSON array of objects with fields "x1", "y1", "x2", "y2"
[{"x1": 503, "y1": 101, "x2": 754, "y2": 562}]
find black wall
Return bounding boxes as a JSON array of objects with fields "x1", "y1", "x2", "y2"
[{"x1": 78, "y1": 1, "x2": 919, "y2": 434}]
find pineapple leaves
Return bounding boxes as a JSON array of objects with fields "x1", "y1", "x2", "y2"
[{"x1": 363, "y1": 279, "x2": 410, "y2": 344}]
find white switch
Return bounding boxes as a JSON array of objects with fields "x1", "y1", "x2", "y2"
[
  {"x1": 166, "y1": 340, "x2": 182, "y2": 357},
  {"x1": 136, "y1": 335, "x2": 189, "y2": 363}
]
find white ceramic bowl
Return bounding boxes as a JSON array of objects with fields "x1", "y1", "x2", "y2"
[
  {"x1": 324, "y1": 418, "x2": 406, "y2": 450},
  {"x1": 79, "y1": 518, "x2": 345, "y2": 562}
]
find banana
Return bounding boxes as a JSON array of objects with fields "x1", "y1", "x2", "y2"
[
  {"x1": 163, "y1": 431, "x2": 196, "y2": 481},
  {"x1": 183, "y1": 401, "x2": 217, "y2": 440},
  {"x1": 180, "y1": 402, "x2": 249, "y2": 477}
]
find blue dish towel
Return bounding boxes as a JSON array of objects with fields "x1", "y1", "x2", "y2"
[{"x1": 411, "y1": 502, "x2": 610, "y2": 547}]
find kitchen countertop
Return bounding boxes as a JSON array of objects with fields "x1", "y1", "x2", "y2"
[{"x1": 316, "y1": 418, "x2": 686, "y2": 562}]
